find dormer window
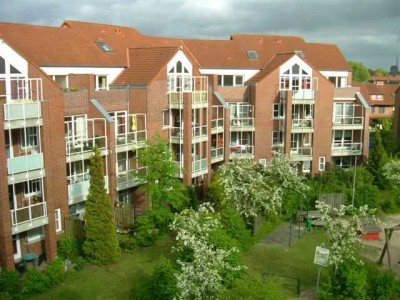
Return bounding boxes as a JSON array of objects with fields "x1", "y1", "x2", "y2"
[
  {"x1": 96, "y1": 75, "x2": 108, "y2": 91},
  {"x1": 96, "y1": 41, "x2": 113, "y2": 53},
  {"x1": 168, "y1": 60, "x2": 191, "y2": 92},
  {"x1": 280, "y1": 63, "x2": 312, "y2": 91},
  {"x1": 247, "y1": 50, "x2": 259, "y2": 60},
  {"x1": 371, "y1": 94, "x2": 383, "y2": 101}
]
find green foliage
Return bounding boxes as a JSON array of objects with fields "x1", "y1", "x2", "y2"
[
  {"x1": 349, "y1": 61, "x2": 371, "y2": 82},
  {"x1": 0, "y1": 268, "x2": 21, "y2": 299},
  {"x1": 187, "y1": 185, "x2": 198, "y2": 210},
  {"x1": 367, "y1": 130, "x2": 388, "y2": 188},
  {"x1": 134, "y1": 212, "x2": 159, "y2": 247},
  {"x1": 320, "y1": 262, "x2": 368, "y2": 300},
  {"x1": 21, "y1": 268, "x2": 51, "y2": 296},
  {"x1": 219, "y1": 276, "x2": 288, "y2": 300},
  {"x1": 209, "y1": 228, "x2": 244, "y2": 287},
  {"x1": 219, "y1": 205, "x2": 253, "y2": 251},
  {"x1": 149, "y1": 257, "x2": 177, "y2": 300},
  {"x1": 136, "y1": 134, "x2": 190, "y2": 231},
  {"x1": 83, "y1": 147, "x2": 121, "y2": 265},
  {"x1": 44, "y1": 257, "x2": 65, "y2": 286},
  {"x1": 57, "y1": 234, "x2": 81, "y2": 260},
  {"x1": 368, "y1": 269, "x2": 400, "y2": 300},
  {"x1": 118, "y1": 233, "x2": 136, "y2": 251}
]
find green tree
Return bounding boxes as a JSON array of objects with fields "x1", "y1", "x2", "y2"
[
  {"x1": 136, "y1": 134, "x2": 189, "y2": 230},
  {"x1": 348, "y1": 61, "x2": 371, "y2": 82},
  {"x1": 367, "y1": 130, "x2": 388, "y2": 188},
  {"x1": 83, "y1": 147, "x2": 120, "y2": 265}
]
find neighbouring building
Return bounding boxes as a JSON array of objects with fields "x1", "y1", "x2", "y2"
[{"x1": 0, "y1": 20, "x2": 370, "y2": 268}]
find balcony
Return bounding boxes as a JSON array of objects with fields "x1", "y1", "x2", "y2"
[
  {"x1": 333, "y1": 116, "x2": 363, "y2": 129},
  {"x1": 230, "y1": 117, "x2": 255, "y2": 132},
  {"x1": 292, "y1": 118, "x2": 313, "y2": 133},
  {"x1": 67, "y1": 174, "x2": 109, "y2": 204},
  {"x1": 170, "y1": 124, "x2": 208, "y2": 143},
  {"x1": 230, "y1": 144, "x2": 254, "y2": 159},
  {"x1": 211, "y1": 147, "x2": 224, "y2": 163},
  {"x1": 116, "y1": 114, "x2": 147, "y2": 152},
  {"x1": 1, "y1": 78, "x2": 43, "y2": 128},
  {"x1": 66, "y1": 136, "x2": 107, "y2": 162},
  {"x1": 211, "y1": 118, "x2": 224, "y2": 134},
  {"x1": 192, "y1": 158, "x2": 208, "y2": 177},
  {"x1": 11, "y1": 202, "x2": 48, "y2": 234},
  {"x1": 7, "y1": 152, "x2": 44, "y2": 174},
  {"x1": 291, "y1": 90, "x2": 315, "y2": 104},
  {"x1": 331, "y1": 142, "x2": 362, "y2": 156},
  {"x1": 168, "y1": 76, "x2": 208, "y2": 108},
  {"x1": 290, "y1": 147, "x2": 313, "y2": 161},
  {"x1": 117, "y1": 168, "x2": 146, "y2": 191}
]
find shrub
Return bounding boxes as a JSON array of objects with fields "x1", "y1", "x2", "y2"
[
  {"x1": 72, "y1": 256, "x2": 87, "y2": 271},
  {"x1": 149, "y1": 258, "x2": 177, "y2": 300},
  {"x1": 21, "y1": 268, "x2": 50, "y2": 296},
  {"x1": 44, "y1": 257, "x2": 65, "y2": 286},
  {"x1": 134, "y1": 213, "x2": 158, "y2": 247},
  {"x1": 219, "y1": 276, "x2": 288, "y2": 300},
  {"x1": 0, "y1": 268, "x2": 21, "y2": 299},
  {"x1": 368, "y1": 269, "x2": 400, "y2": 300},
  {"x1": 219, "y1": 205, "x2": 253, "y2": 251},
  {"x1": 57, "y1": 235, "x2": 81, "y2": 260},
  {"x1": 118, "y1": 233, "x2": 136, "y2": 251}
]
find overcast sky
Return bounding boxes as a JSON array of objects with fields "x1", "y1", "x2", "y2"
[{"x1": 1, "y1": 0, "x2": 399, "y2": 71}]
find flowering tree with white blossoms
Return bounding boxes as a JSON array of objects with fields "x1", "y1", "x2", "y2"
[
  {"x1": 170, "y1": 203, "x2": 244, "y2": 300},
  {"x1": 218, "y1": 153, "x2": 308, "y2": 219},
  {"x1": 383, "y1": 160, "x2": 400, "y2": 191},
  {"x1": 316, "y1": 201, "x2": 373, "y2": 271}
]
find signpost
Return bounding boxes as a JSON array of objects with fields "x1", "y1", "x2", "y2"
[{"x1": 314, "y1": 246, "x2": 330, "y2": 298}]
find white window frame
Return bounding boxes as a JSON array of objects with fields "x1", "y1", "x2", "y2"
[
  {"x1": 273, "y1": 103, "x2": 285, "y2": 119},
  {"x1": 96, "y1": 75, "x2": 108, "y2": 91},
  {"x1": 24, "y1": 179, "x2": 42, "y2": 198},
  {"x1": 55, "y1": 208, "x2": 62, "y2": 233},
  {"x1": 27, "y1": 226, "x2": 44, "y2": 244},
  {"x1": 20, "y1": 127, "x2": 38, "y2": 149},
  {"x1": 162, "y1": 109, "x2": 170, "y2": 128},
  {"x1": 218, "y1": 75, "x2": 244, "y2": 87},
  {"x1": 272, "y1": 131, "x2": 284, "y2": 147},
  {"x1": 52, "y1": 75, "x2": 69, "y2": 90},
  {"x1": 319, "y1": 156, "x2": 326, "y2": 171}
]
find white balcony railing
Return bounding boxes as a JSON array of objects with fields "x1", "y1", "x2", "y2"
[
  {"x1": 230, "y1": 118, "x2": 255, "y2": 129},
  {"x1": 292, "y1": 90, "x2": 314, "y2": 100},
  {"x1": 292, "y1": 118, "x2": 313, "y2": 129},
  {"x1": 332, "y1": 142, "x2": 362, "y2": 156},
  {"x1": 11, "y1": 202, "x2": 47, "y2": 226},
  {"x1": 192, "y1": 158, "x2": 207, "y2": 173},
  {"x1": 230, "y1": 144, "x2": 254, "y2": 156},
  {"x1": 0, "y1": 78, "x2": 43, "y2": 103},
  {"x1": 290, "y1": 147, "x2": 313, "y2": 160},
  {"x1": 333, "y1": 116, "x2": 363, "y2": 126},
  {"x1": 7, "y1": 152, "x2": 44, "y2": 174}
]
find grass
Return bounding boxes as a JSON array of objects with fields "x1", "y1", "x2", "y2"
[
  {"x1": 31, "y1": 237, "x2": 175, "y2": 300},
  {"x1": 244, "y1": 229, "x2": 326, "y2": 291}
]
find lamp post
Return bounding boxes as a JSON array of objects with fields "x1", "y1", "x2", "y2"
[{"x1": 351, "y1": 155, "x2": 357, "y2": 207}]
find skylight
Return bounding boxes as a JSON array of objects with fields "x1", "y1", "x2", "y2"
[
  {"x1": 247, "y1": 50, "x2": 259, "y2": 60},
  {"x1": 96, "y1": 41, "x2": 113, "y2": 53}
]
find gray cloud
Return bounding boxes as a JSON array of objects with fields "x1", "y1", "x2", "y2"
[{"x1": 1, "y1": 0, "x2": 399, "y2": 70}]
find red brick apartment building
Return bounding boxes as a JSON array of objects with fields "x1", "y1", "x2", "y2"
[{"x1": 0, "y1": 21, "x2": 370, "y2": 268}]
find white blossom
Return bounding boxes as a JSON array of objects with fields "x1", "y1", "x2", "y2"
[
  {"x1": 170, "y1": 203, "x2": 244, "y2": 300},
  {"x1": 316, "y1": 201, "x2": 374, "y2": 270},
  {"x1": 383, "y1": 160, "x2": 400, "y2": 191}
]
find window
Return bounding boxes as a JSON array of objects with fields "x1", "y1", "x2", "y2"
[
  {"x1": 280, "y1": 64, "x2": 312, "y2": 91},
  {"x1": 96, "y1": 75, "x2": 108, "y2": 91},
  {"x1": 319, "y1": 157, "x2": 326, "y2": 171},
  {"x1": 168, "y1": 60, "x2": 191, "y2": 92},
  {"x1": 379, "y1": 107, "x2": 385, "y2": 113},
  {"x1": 65, "y1": 115, "x2": 87, "y2": 142},
  {"x1": 20, "y1": 127, "x2": 38, "y2": 149},
  {"x1": 24, "y1": 179, "x2": 41, "y2": 197},
  {"x1": 273, "y1": 103, "x2": 285, "y2": 119},
  {"x1": 163, "y1": 109, "x2": 170, "y2": 128},
  {"x1": 0, "y1": 56, "x2": 5, "y2": 74},
  {"x1": 217, "y1": 75, "x2": 244, "y2": 86},
  {"x1": 371, "y1": 107, "x2": 375, "y2": 113},
  {"x1": 96, "y1": 41, "x2": 113, "y2": 53},
  {"x1": 53, "y1": 75, "x2": 68, "y2": 90},
  {"x1": 27, "y1": 226, "x2": 44, "y2": 244},
  {"x1": 117, "y1": 152, "x2": 128, "y2": 175},
  {"x1": 272, "y1": 131, "x2": 284, "y2": 146},
  {"x1": 55, "y1": 208, "x2": 62, "y2": 233},
  {"x1": 247, "y1": 50, "x2": 259, "y2": 60}
]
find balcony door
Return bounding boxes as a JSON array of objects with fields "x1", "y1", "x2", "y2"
[{"x1": 13, "y1": 234, "x2": 21, "y2": 261}]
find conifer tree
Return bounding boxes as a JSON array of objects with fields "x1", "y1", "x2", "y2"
[
  {"x1": 367, "y1": 130, "x2": 388, "y2": 189},
  {"x1": 83, "y1": 147, "x2": 120, "y2": 265}
]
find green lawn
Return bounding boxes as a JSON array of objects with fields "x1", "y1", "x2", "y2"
[
  {"x1": 244, "y1": 229, "x2": 326, "y2": 291},
  {"x1": 31, "y1": 237, "x2": 175, "y2": 300}
]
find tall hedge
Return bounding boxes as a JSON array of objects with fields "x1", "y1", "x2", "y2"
[{"x1": 83, "y1": 147, "x2": 120, "y2": 264}]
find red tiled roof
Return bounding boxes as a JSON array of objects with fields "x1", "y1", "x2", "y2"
[
  {"x1": 303, "y1": 43, "x2": 351, "y2": 71},
  {"x1": 354, "y1": 83, "x2": 397, "y2": 106},
  {"x1": 247, "y1": 52, "x2": 295, "y2": 83},
  {"x1": 113, "y1": 47, "x2": 179, "y2": 85},
  {"x1": 372, "y1": 75, "x2": 400, "y2": 82}
]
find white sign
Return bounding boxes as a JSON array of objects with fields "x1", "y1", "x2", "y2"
[{"x1": 314, "y1": 246, "x2": 330, "y2": 267}]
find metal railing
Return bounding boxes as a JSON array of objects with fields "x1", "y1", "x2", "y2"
[
  {"x1": 230, "y1": 117, "x2": 254, "y2": 128},
  {"x1": 230, "y1": 144, "x2": 254, "y2": 155},
  {"x1": 290, "y1": 147, "x2": 312, "y2": 159},
  {"x1": 65, "y1": 136, "x2": 106, "y2": 155},
  {"x1": 192, "y1": 158, "x2": 207, "y2": 173},
  {"x1": 292, "y1": 90, "x2": 314, "y2": 100},
  {"x1": 7, "y1": 152, "x2": 44, "y2": 174},
  {"x1": 211, "y1": 147, "x2": 224, "y2": 158},
  {"x1": 292, "y1": 118, "x2": 313, "y2": 129},
  {"x1": 333, "y1": 116, "x2": 363, "y2": 126},
  {"x1": 11, "y1": 202, "x2": 47, "y2": 226},
  {"x1": 0, "y1": 78, "x2": 43, "y2": 103},
  {"x1": 332, "y1": 142, "x2": 362, "y2": 155}
]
